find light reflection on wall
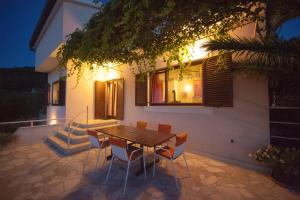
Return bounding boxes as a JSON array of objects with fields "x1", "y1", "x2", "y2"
[
  {"x1": 47, "y1": 106, "x2": 66, "y2": 125},
  {"x1": 188, "y1": 39, "x2": 209, "y2": 61},
  {"x1": 94, "y1": 63, "x2": 121, "y2": 82}
]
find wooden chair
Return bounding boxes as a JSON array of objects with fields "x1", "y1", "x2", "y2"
[
  {"x1": 83, "y1": 130, "x2": 110, "y2": 173},
  {"x1": 153, "y1": 132, "x2": 190, "y2": 189},
  {"x1": 158, "y1": 124, "x2": 172, "y2": 133},
  {"x1": 128, "y1": 121, "x2": 148, "y2": 148},
  {"x1": 136, "y1": 121, "x2": 147, "y2": 129},
  {"x1": 106, "y1": 137, "x2": 147, "y2": 194}
]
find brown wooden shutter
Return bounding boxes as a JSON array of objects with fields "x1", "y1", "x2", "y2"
[
  {"x1": 135, "y1": 74, "x2": 147, "y2": 106},
  {"x1": 58, "y1": 79, "x2": 66, "y2": 106},
  {"x1": 203, "y1": 54, "x2": 233, "y2": 107},
  {"x1": 95, "y1": 81, "x2": 106, "y2": 119},
  {"x1": 116, "y1": 79, "x2": 124, "y2": 120}
]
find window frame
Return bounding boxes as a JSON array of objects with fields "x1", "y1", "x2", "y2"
[{"x1": 150, "y1": 59, "x2": 205, "y2": 106}]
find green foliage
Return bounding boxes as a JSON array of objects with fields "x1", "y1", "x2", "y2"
[
  {"x1": 251, "y1": 145, "x2": 300, "y2": 175},
  {"x1": 58, "y1": 0, "x2": 262, "y2": 83},
  {"x1": 203, "y1": 36, "x2": 300, "y2": 74},
  {"x1": 203, "y1": 0, "x2": 300, "y2": 77}
]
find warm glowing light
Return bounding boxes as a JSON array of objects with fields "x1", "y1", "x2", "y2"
[
  {"x1": 188, "y1": 39, "x2": 208, "y2": 60},
  {"x1": 184, "y1": 84, "x2": 192, "y2": 93},
  {"x1": 94, "y1": 63, "x2": 121, "y2": 81}
]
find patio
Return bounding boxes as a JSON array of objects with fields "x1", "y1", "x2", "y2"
[{"x1": 0, "y1": 142, "x2": 300, "y2": 200}]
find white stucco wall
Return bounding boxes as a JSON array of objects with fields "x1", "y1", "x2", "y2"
[
  {"x1": 35, "y1": 4, "x2": 63, "y2": 72},
  {"x1": 121, "y1": 66, "x2": 269, "y2": 165},
  {"x1": 34, "y1": 0, "x2": 98, "y2": 72},
  {"x1": 64, "y1": 22, "x2": 270, "y2": 165},
  {"x1": 62, "y1": 1, "x2": 98, "y2": 37}
]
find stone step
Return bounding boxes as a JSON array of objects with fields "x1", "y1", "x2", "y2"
[
  {"x1": 56, "y1": 130, "x2": 89, "y2": 144},
  {"x1": 73, "y1": 119, "x2": 120, "y2": 129},
  {"x1": 46, "y1": 135, "x2": 90, "y2": 155},
  {"x1": 66, "y1": 126, "x2": 87, "y2": 136}
]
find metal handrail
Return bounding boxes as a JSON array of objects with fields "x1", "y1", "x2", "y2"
[
  {"x1": 66, "y1": 106, "x2": 89, "y2": 151},
  {"x1": 0, "y1": 118, "x2": 67, "y2": 126}
]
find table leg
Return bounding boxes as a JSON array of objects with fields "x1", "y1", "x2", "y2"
[
  {"x1": 136, "y1": 146, "x2": 160, "y2": 176},
  {"x1": 106, "y1": 149, "x2": 112, "y2": 160}
]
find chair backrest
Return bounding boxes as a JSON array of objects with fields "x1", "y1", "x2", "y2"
[
  {"x1": 87, "y1": 130, "x2": 100, "y2": 148},
  {"x1": 158, "y1": 124, "x2": 172, "y2": 133},
  {"x1": 136, "y1": 121, "x2": 147, "y2": 129},
  {"x1": 174, "y1": 132, "x2": 188, "y2": 158},
  {"x1": 109, "y1": 137, "x2": 128, "y2": 161}
]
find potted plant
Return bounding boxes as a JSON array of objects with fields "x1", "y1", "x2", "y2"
[{"x1": 251, "y1": 145, "x2": 300, "y2": 188}]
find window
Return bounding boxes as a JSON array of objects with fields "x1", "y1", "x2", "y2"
[
  {"x1": 168, "y1": 64, "x2": 203, "y2": 104},
  {"x1": 136, "y1": 54, "x2": 233, "y2": 107},
  {"x1": 151, "y1": 72, "x2": 166, "y2": 104},
  {"x1": 52, "y1": 79, "x2": 66, "y2": 106},
  {"x1": 151, "y1": 63, "x2": 203, "y2": 105},
  {"x1": 52, "y1": 81, "x2": 60, "y2": 105}
]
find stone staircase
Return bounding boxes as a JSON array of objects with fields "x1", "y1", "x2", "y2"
[{"x1": 46, "y1": 119, "x2": 120, "y2": 155}]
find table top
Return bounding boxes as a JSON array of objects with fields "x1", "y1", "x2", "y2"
[{"x1": 97, "y1": 125, "x2": 176, "y2": 147}]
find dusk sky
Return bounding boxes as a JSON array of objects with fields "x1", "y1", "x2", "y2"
[{"x1": 0, "y1": 1, "x2": 299, "y2": 68}]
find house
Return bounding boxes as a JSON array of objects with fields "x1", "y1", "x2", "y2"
[{"x1": 30, "y1": 0, "x2": 269, "y2": 166}]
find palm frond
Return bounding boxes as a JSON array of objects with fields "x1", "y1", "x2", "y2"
[{"x1": 203, "y1": 36, "x2": 300, "y2": 74}]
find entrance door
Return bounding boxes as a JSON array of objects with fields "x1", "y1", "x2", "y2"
[{"x1": 95, "y1": 79, "x2": 124, "y2": 120}]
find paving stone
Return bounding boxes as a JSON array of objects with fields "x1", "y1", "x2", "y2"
[
  {"x1": 209, "y1": 194, "x2": 225, "y2": 200},
  {"x1": 206, "y1": 167, "x2": 226, "y2": 173},
  {"x1": 239, "y1": 188, "x2": 255, "y2": 199},
  {"x1": 1, "y1": 143, "x2": 300, "y2": 200},
  {"x1": 202, "y1": 176, "x2": 218, "y2": 186},
  {"x1": 24, "y1": 175, "x2": 43, "y2": 184}
]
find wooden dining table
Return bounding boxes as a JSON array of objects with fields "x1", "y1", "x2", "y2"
[{"x1": 96, "y1": 125, "x2": 176, "y2": 176}]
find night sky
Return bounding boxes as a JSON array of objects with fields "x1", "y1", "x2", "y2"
[
  {"x1": 0, "y1": 0, "x2": 45, "y2": 68},
  {"x1": 0, "y1": 1, "x2": 299, "y2": 68}
]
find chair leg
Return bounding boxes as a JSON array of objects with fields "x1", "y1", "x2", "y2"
[
  {"x1": 143, "y1": 155, "x2": 147, "y2": 180},
  {"x1": 170, "y1": 159, "x2": 179, "y2": 190},
  {"x1": 83, "y1": 144, "x2": 91, "y2": 174},
  {"x1": 182, "y1": 153, "x2": 190, "y2": 176},
  {"x1": 105, "y1": 155, "x2": 114, "y2": 183},
  {"x1": 103, "y1": 147, "x2": 107, "y2": 166},
  {"x1": 123, "y1": 161, "x2": 131, "y2": 194},
  {"x1": 152, "y1": 147, "x2": 156, "y2": 177},
  {"x1": 95, "y1": 148, "x2": 101, "y2": 170}
]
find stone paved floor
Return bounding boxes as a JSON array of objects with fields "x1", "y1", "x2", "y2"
[{"x1": 0, "y1": 143, "x2": 300, "y2": 200}]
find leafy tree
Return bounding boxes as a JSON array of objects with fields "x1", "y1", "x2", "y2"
[
  {"x1": 58, "y1": 0, "x2": 300, "y2": 83},
  {"x1": 58, "y1": 0, "x2": 263, "y2": 83}
]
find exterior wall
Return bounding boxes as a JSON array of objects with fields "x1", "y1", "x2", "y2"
[
  {"x1": 66, "y1": 67, "x2": 121, "y2": 122},
  {"x1": 35, "y1": 5, "x2": 63, "y2": 71},
  {"x1": 34, "y1": 0, "x2": 98, "y2": 72},
  {"x1": 62, "y1": 1, "x2": 98, "y2": 38},
  {"x1": 121, "y1": 66, "x2": 269, "y2": 165},
  {"x1": 34, "y1": 1, "x2": 269, "y2": 165},
  {"x1": 64, "y1": 22, "x2": 270, "y2": 165}
]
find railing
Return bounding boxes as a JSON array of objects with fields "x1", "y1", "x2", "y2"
[
  {"x1": 66, "y1": 106, "x2": 89, "y2": 151},
  {"x1": 0, "y1": 118, "x2": 67, "y2": 127}
]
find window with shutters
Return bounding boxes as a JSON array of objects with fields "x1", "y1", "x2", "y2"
[{"x1": 135, "y1": 54, "x2": 233, "y2": 107}]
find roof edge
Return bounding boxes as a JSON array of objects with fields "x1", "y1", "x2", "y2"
[{"x1": 29, "y1": 0, "x2": 58, "y2": 52}]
